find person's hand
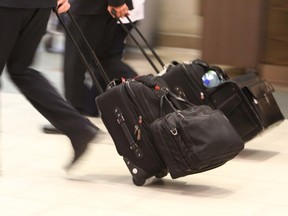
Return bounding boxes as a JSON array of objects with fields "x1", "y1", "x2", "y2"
[
  {"x1": 107, "y1": 4, "x2": 129, "y2": 18},
  {"x1": 57, "y1": 0, "x2": 70, "y2": 13}
]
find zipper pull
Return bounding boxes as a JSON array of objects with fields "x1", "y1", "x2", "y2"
[
  {"x1": 200, "y1": 92, "x2": 205, "y2": 100},
  {"x1": 137, "y1": 116, "x2": 142, "y2": 140},
  {"x1": 134, "y1": 125, "x2": 141, "y2": 141},
  {"x1": 138, "y1": 115, "x2": 143, "y2": 124},
  {"x1": 137, "y1": 128, "x2": 141, "y2": 141},
  {"x1": 134, "y1": 125, "x2": 139, "y2": 135}
]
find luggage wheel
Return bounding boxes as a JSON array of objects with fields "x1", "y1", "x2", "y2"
[
  {"x1": 155, "y1": 169, "x2": 168, "y2": 178},
  {"x1": 132, "y1": 177, "x2": 146, "y2": 186}
]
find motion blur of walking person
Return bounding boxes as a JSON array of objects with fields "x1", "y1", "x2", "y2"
[
  {"x1": 63, "y1": 0, "x2": 145, "y2": 117},
  {"x1": 42, "y1": 0, "x2": 146, "y2": 134},
  {"x1": 0, "y1": 0, "x2": 102, "y2": 170}
]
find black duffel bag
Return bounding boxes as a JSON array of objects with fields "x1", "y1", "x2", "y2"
[{"x1": 150, "y1": 91, "x2": 244, "y2": 179}]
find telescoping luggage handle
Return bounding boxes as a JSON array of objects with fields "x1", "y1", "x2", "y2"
[
  {"x1": 53, "y1": 9, "x2": 110, "y2": 93},
  {"x1": 111, "y1": 9, "x2": 166, "y2": 74},
  {"x1": 113, "y1": 11, "x2": 232, "y2": 81}
]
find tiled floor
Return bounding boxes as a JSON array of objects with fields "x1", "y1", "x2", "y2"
[{"x1": 1, "y1": 42, "x2": 288, "y2": 216}]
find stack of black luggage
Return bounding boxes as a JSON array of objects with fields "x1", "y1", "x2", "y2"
[{"x1": 57, "y1": 11, "x2": 284, "y2": 186}]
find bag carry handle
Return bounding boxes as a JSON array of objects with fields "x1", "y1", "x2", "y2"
[
  {"x1": 159, "y1": 88, "x2": 196, "y2": 116},
  {"x1": 53, "y1": 9, "x2": 111, "y2": 93},
  {"x1": 112, "y1": 9, "x2": 165, "y2": 74}
]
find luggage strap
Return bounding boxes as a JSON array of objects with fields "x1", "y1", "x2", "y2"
[{"x1": 114, "y1": 107, "x2": 144, "y2": 159}]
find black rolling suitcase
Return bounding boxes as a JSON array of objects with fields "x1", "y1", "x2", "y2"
[
  {"x1": 96, "y1": 75, "x2": 175, "y2": 186},
  {"x1": 163, "y1": 62, "x2": 263, "y2": 142},
  {"x1": 56, "y1": 10, "x2": 174, "y2": 186},
  {"x1": 118, "y1": 16, "x2": 263, "y2": 142}
]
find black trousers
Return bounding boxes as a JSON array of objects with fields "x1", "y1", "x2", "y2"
[
  {"x1": 63, "y1": 13, "x2": 137, "y2": 116},
  {"x1": 0, "y1": 7, "x2": 94, "y2": 144}
]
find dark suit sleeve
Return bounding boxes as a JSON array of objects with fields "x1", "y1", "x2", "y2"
[
  {"x1": 108, "y1": 0, "x2": 133, "y2": 9},
  {"x1": 108, "y1": 0, "x2": 125, "y2": 7}
]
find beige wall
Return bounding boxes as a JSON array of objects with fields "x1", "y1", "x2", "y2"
[
  {"x1": 137, "y1": 0, "x2": 203, "y2": 49},
  {"x1": 138, "y1": 0, "x2": 288, "y2": 85},
  {"x1": 157, "y1": 0, "x2": 202, "y2": 35}
]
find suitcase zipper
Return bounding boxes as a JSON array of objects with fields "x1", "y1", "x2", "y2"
[
  {"x1": 126, "y1": 80, "x2": 157, "y2": 122},
  {"x1": 124, "y1": 81, "x2": 166, "y2": 167}
]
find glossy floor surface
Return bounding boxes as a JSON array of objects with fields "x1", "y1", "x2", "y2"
[{"x1": 1, "y1": 39, "x2": 288, "y2": 216}]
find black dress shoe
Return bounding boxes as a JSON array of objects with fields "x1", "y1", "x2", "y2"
[
  {"x1": 42, "y1": 124, "x2": 63, "y2": 134},
  {"x1": 64, "y1": 125, "x2": 98, "y2": 171}
]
